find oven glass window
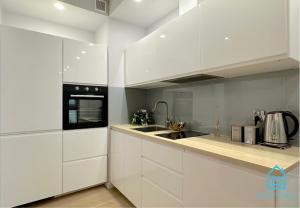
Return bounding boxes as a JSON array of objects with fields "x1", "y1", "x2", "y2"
[{"x1": 68, "y1": 99, "x2": 104, "y2": 124}]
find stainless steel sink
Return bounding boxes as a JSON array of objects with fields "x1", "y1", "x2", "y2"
[{"x1": 132, "y1": 126, "x2": 169, "y2": 132}]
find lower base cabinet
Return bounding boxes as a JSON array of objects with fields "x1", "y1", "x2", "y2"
[
  {"x1": 62, "y1": 128, "x2": 108, "y2": 193},
  {"x1": 110, "y1": 130, "x2": 142, "y2": 207},
  {"x1": 183, "y1": 150, "x2": 275, "y2": 207},
  {"x1": 111, "y1": 130, "x2": 300, "y2": 208},
  {"x1": 0, "y1": 132, "x2": 62, "y2": 207},
  {"x1": 63, "y1": 156, "x2": 107, "y2": 193}
]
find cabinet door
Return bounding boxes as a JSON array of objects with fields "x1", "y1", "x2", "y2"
[
  {"x1": 126, "y1": 33, "x2": 158, "y2": 86},
  {"x1": 0, "y1": 132, "x2": 62, "y2": 207},
  {"x1": 183, "y1": 151, "x2": 275, "y2": 207},
  {"x1": 110, "y1": 130, "x2": 142, "y2": 207},
  {"x1": 156, "y1": 7, "x2": 201, "y2": 78},
  {"x1": 110, "y1": 130, "x2": 125, "y2": 193},
  {"x1": 63, "y1": 128, "x2": 107, "y2": 162},
  {"x1": 199, "y1": 0, "x2": 288, "y2": 70},
  {"x1": 0, "y1": 26, "x2": 62, "y2": 134},
  {"x1": 63, "y1": 39, "x2": 107, "y2": 85}
]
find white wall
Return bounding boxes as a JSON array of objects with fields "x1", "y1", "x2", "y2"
[
  {"x1": 1, "y1": 11, "x2": 95, "y2": 42},
  {"x1": 147, "y1": 8, "x2": 178, "y2": 34},
  {"x1": 95, "y1": 20, "x2": 109, "y2": 45},
  {"x1": 96, "y1": 18, "x2": 146, "y2": 124}
]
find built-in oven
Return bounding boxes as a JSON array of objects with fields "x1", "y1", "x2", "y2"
[{"x1": 63, "y1": 84, "x2": 108, "y2": 130}]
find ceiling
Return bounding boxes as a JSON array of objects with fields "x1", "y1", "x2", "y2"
[
  {"x1": 110, "y1": 0, "x2": 179, "y2": 28},
  {"x1": 0, "y1": 0, "x2": 108, "y2": 32},
  {"x1": 0, "y1": 0, "x2": 179, "y2": 31}
]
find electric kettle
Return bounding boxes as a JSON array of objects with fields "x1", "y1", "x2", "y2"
[{"x1": 264, "y1": 111, "x2": 299, "y2": 144}]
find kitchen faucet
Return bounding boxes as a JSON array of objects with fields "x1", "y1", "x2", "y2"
[{"x1": 152, "y1": 100, "x2": 170, "y2": 128}]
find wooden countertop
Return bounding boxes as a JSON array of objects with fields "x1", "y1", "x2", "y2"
[{"x1": 111, "y1": 124, "x2": 300, "y2": 173}]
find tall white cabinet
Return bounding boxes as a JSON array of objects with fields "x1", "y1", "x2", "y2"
[
  {"x1": 0, "y1": 26, "x2": 62, "y2": 134},
  {"x1": 0, "y1": 26, "x2": 63, "y2": 207},
  {"x1": 63, "y1": 39, "x2": 107, "y2": 85}
]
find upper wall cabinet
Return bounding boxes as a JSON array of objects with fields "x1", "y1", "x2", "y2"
[
  {"x1": 0, "y1": 26, "x2": 62, "y2": 134},
  {"x1": 126, "y1": 8, "x2": 200, "y2": 87},
  {"x1": 125, "y1": 0, "x2": 299, "y2": 88},
  {"x1": 63, "y1": 39, "x2": 107, "y2": 85},
  {"x1": 199, "y1": 0, "x2": 297, "y2": 77}
]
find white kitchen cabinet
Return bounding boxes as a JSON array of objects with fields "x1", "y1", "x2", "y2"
[
  {"x1": 126, "y1": 9, "x2": 200, "y2": 87},
  {"x1": 156, "y1": 7, "x2": 201, "y2": 79},
  {"x1": 63, "y1": 156, "x2": 107, "y2": 193},
  {"x1": 125, "y1": 32, "x2": 158, "y2": 86},
  {"x1": 63, "y1": 39, "x2": 107, "y2": 85},
  {"x1": 183, "y1": 150, "x2": 275, "y2": 207},
  {"x1": 141, "y1": 139, "x2": 184, "y2": 207},
  {"x1": 63, "y1": 128, "x2": 107, "y2": 162},
  {"x1": 0, "y1": 25, "x2": 62, "y2": 134},
  {"x1": 110, "y1": 130, "x2": 142, "y2": 207},
  {"x1": 0, "y1": 132, "x2": 62, "y2": 207},
  {"x1": 125, "y1": 0, "x2": 299, "y2": 88},
  {"x1": 199, "y1": 0, "x2": 290, "y2": 74},
  {"x1": 63, "y1": 128, "x2": 108, "y2": 193}
]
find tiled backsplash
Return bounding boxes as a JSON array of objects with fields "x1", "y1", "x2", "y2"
[{"x1": 145, "y1": 69, "x2": 299, "y2": 139}]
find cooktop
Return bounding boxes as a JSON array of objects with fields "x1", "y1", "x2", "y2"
[{"x1": 156, "y1": 131, "x2": 209, "y2": 140}]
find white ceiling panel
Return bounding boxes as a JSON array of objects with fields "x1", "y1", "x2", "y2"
[
  {"x1": 110, "y1": 0, "x2": 179, "y2": 28},
  {"x1": 0, "y1": 0, "x2": 107, "y2": 31}
]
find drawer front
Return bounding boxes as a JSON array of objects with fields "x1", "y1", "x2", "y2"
[
  {"x1": 142, "y1": 177, "x2": 182, "y2": 208},
  {"x1": 142, "y1": 139, "x2": 183, "y2": 172},
  {"x1": 63, "y1": 128, "x2": 107, "y2": 162},
  {"x1": 63, "y1": 156, "x2": 107, "y2": 193},
  {"x1": 143, "y1": 158, "x2": 183, "y2": 200}
]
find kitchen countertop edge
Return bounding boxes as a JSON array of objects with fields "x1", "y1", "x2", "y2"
[{"x1": 110, "y1": 125, "x2": 300, "y2": 174}]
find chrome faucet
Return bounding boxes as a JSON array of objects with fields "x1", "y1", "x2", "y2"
[{"x1": 152, "y1": 100, "x2": 170, "y2": 128}]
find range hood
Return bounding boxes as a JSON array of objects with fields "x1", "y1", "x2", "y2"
[{"x1": 162, "y1": 74, "x2": 223, "y2": 84}]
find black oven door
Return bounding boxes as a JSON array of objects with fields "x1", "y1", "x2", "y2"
[{"x1": 63, "y1": 85, "x2": 108, "y2": 130}]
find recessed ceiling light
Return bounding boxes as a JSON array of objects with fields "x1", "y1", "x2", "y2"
[
  {"x1": 160, "y1": 34, "x2": 166, "y2": 39},
  {"x1": 134, "y1": 0, "x2": 143, "y2": 3},
  {"x1": 54, "y1": 2, "x2": 65, "y2": 11},
  {"x1": 225, "y1": 36, "x2": 230, "y2": 40},
  {"x1": 81, "y1": 50, "x2": 87, "y2": 54},
  {"x1": 76, "y1": 56, "x2": 81, "y2": 60},
  {"x1": 89, "y1": 43, "x2": 94, "y2": 46}
]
